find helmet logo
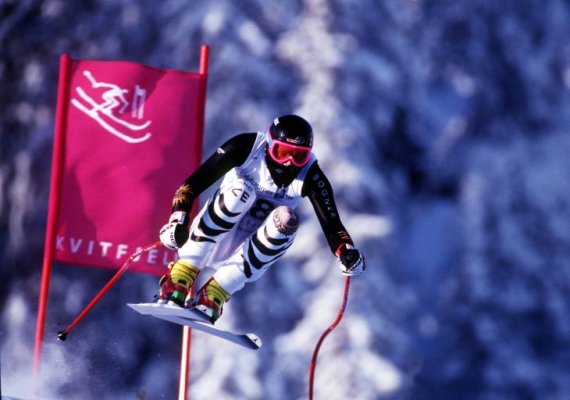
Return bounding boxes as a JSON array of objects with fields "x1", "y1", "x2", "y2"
[{"x1": 286, "y1": 137, "x2": 307, "y2": 145}]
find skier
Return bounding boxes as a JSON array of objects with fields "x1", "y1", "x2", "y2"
[{"x1": 157, "y1": 115, "x2": 365, "y2": 323}]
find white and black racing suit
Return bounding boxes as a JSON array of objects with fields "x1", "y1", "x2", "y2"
[{"x1": 170, "y1": 132, "x2": 354, "y2": 294}]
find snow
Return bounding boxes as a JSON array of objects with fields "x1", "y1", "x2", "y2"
[{"x1": 2, "y1": 0, "x2": 570, "y2": 399}]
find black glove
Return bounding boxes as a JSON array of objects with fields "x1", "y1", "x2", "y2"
[
  {"x1": 159, "y1": 211, "x2": 190, "y2": 250},
  {"x1": 337, "y1": 244, "x2": 366, "y2": 276}
]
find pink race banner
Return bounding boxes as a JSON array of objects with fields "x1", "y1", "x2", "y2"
[
  {"x1": 53, "y1": 57, "x2": 206, "y2": 275},
  {"x1": 34, "y1": 49, "x2": 209, "y2": 394}
]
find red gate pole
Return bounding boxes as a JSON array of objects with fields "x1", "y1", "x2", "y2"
[
  {"x1": 178, "y1": 43, "x2": 209, "y2": 400},
  {"x1": 34, "y1": 53, "x2": 72, "y2": 376}
]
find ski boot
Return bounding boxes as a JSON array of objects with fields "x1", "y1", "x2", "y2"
[
  {"x1": 156, "y1": 260, "x2": 200, "y2": 306},
  {"x1": 187, "y1": 278, "x2": 230, "y2": 323}
]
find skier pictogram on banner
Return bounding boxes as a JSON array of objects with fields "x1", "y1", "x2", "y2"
[{"x1": 71, "y1": 70, "x2": 152, "y2": 144}]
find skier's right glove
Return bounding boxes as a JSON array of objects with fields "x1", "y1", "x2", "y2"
[
  {"x1": 337, "y1": 244, "x2": 366, "y2": 276},
  {"x1": 159, "y1": 211, "x2": 190, "y2": 250}
]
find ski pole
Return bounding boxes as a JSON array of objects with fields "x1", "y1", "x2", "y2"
[
  {"x1": 57, "y1": 240, "x2": 162, "y2": 341},
  {"x1": 308, "y1": 276, "x2": 351, "y2": 400}
]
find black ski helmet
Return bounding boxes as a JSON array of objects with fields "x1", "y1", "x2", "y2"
[
  {"x1": 268, "y1": 115, "x2": 313, "y2": 148},
  {"x1": 265, "y1": 115, "x2": 313, "y2": 186}
]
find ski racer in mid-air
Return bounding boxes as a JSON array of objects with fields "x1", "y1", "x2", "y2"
[{"x1": 157, "y1": 114, "x2": 366, "y2": 323}]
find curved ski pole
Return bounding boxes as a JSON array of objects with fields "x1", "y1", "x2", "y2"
[
  {"x1": 57, "y1": 241, "x2": 162, "y2": 341},
  {"x1": 308, "y1": 276, "x2": 351, "y2": 400}
]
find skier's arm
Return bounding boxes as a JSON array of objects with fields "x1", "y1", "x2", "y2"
[
  {"x1": 302, "y1": 162, "x2": 366, "y2": 275},
  {"x1": 159, "y1": 133, "x2": 256, "y2": 250},
  {"x1": 171, "y1": 132, "x2": 257, "y2": 213},
  {"x1": 302, "y1": 162, "x2": 353, "y2": 253}
]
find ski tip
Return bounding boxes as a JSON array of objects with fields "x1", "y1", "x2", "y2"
[{"x1": 247, "y1": 333, "x2": 263, "y2": 349}]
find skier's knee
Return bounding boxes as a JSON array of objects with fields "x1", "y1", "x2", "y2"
[{"x1": 271, "y1": 206, "x2": 299, "y2": 235}]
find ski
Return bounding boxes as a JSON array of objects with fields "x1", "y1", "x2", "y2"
[
  {"x1": 127, "y1": 303, "x2": 262, "y2": 350},
  {"x1": 127, "y1": 302, "x2": 212, "y2": 322}
]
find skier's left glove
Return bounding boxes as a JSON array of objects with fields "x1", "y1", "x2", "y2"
[
  {"x1": 159, "y1": 211, "x2": 190, "y2": 250},
  {"x1": 337, "y1": 244, "x2": 366, "y2": 276}
]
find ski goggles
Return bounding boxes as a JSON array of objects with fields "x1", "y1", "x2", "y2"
[{"x1": 266, "y1": 134, "x2": 312, "y2": 167}]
